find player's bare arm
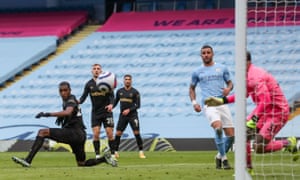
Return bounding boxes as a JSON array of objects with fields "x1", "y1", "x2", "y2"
[
  {"x1": 48, "y1": 106, "x2": 75, "y2": 117},
  {"x1": 222, "y1": 80, "x2": 233, "y2": 96},
  {"x1": 35, "y1": 106, "x2": 74, "y2": 118},
  {"x1": 189, "y1": 84, "x2": 201, "y2": 112}
]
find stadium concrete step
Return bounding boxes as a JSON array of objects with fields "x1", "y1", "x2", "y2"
[{"x1": 56, "y1": 25, "x2": 101, "y2": 52}]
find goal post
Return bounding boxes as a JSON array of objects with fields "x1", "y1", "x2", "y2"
[
  {"x1": 235, "y1": 1, "x2": 300, "y2": 179},
  {"x1": 234, "y1": 1, "x2": 249, "y2": 180}
]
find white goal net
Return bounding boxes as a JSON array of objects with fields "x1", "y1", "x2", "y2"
[{"x1": 240, "y1": 1, "x2": 300, "y2": 179}]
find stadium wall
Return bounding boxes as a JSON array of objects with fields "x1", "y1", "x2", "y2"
[{"x1": 3, "y1": 138, "x2": 217, "y2": 152}]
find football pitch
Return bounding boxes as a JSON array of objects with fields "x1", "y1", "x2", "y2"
[{"x1": 1, "y1": 151, "x2": 299, "y2": 180}]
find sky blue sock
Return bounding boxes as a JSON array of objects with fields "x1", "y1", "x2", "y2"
[{"x1": 214, "y1": 128, "x2": 225, "y2": 157}]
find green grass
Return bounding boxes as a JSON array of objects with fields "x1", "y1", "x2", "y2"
[{"x1": 0, "y1": 151, "x2": 299, "y2": 180}]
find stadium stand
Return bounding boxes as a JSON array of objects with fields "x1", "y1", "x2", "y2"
[
  {"x1": 0, "y1": 11, "x2": 89, "y2": 87},
  {"x1": 0, "y1": 36, "x2": 57, "y2": 86},
  {"x1": 0, "y1": 11, "x2": 88, "y2": 38},
  {"x1": 0, "y1": 8, "x2": 300, "y2": 152}
]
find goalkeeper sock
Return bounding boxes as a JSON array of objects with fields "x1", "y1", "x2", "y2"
[
  {"x1": 214, "y1": 128, "x2": 225, "y2": 157},
  {"x1": 246, "y1": 141, "x2": 252, "y2": 169},
  {"x1": 224, "y1": 136, "x2": 235, "y2": 153}
]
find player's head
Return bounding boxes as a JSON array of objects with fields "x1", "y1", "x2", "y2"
[
  {"x1": 59, "y1": 81, "x2": 71, "y2": 100},
  {"x1": 92, "y1": 64, "x2": 102, "y2": 78},
  {"x1": 123, "y1": 74, "x2": 132, "y2": 88},
  {"x1": 200, "y1": 45, "x2": 214, "y2": 65}
]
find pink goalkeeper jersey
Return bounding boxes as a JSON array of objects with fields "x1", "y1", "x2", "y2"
[{"x1": 228, "y1": 64, "x2": 289, "y2": 129}]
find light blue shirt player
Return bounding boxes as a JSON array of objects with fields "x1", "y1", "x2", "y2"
[
  {"x1": 189, "y1": 45, "x2": 234, "y2": 170},
  {"x1": 190, "y1": 62, "x2": 232, "y2": 106}
]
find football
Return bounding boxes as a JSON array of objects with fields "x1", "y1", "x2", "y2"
[{"x1": 96, "y1": 72, "x2": 117, "y2": 92}]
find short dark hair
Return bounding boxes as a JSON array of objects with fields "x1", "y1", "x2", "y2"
[
  {"x1": 124, "y1": 74, "x2": 132, "y2": 79},
  {"x1": 201, "y1": 45, "x2": 213, "y2": 52},
  {"x1": 247, "y1": 51, "x2": 251, "y2": 61},
  {"x1": 59, "y1": 81, "x2": 71, "y2": 89},
  {"x1": 92, "y1": 63, "x2": 101, "y2": 67}
]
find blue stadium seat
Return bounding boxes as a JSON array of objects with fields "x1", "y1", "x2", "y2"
[
  {"x1": 1, "y1": 26, "x2": 300, "y2": 140},
  {"x1": 0, "y1": 36, "x2": 57, "y2": 86}
]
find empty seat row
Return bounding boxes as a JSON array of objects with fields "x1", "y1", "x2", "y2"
[{"x1": 1, "y1": 25, "x2": 300, "y2": 139}]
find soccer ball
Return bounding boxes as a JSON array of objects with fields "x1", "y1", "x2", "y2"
[{"x1": 96, "y1": 72, "x2": 117, "y2": 92}]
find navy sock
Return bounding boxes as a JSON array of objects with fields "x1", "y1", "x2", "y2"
[
  {"x1": 93, "y1": 140, "x2": 100, "y2": 155},
  {"x1": 135, "y1": 134, "x2": 143, "y2": 151},
  {"x1": 26, "y1": 136, "x2": 44, "y2": 163},
  {"x1": 224, "y1": 136, "x2": 235, "y2": 153}
]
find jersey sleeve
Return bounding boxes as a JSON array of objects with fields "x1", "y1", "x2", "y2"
[
  {"x1": 129, "y1": 89, "x2": 140, "y2": 111},
  {"x1": 223, "y1": 66, "x2": 232, "y2": 83},
  {"x1": 108, "y1": 91, "x2": 114, "y2": 105},
  {"x1": 67, "y1": 95, "x2": 78, "y2": 108},
  {"x1": 79, "y1": 82, "x2": 89, "y2": 103},
  {"x1": 113, "y1": 89, "x2": 120, "y2": 108},
  {"x1": 190, "y1": 71, "x2": 198, "y2": 87}
]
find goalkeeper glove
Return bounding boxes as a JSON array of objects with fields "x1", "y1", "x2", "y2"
[
  {"x1": 204, "y1": 96, "x2": 228, "y2": 106},
  {"x1": 246, "y1": 115, "x2": 258, "y2": 129},
  {"x1": 55, "y1": 117, "x2": 64, "y2": 126},
  {"x1": 35, "y1": 112, "x2": 51, "y2": 118}
]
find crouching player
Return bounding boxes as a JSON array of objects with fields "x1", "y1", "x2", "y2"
[{"x1": 12, "y1": 81, "x2": 117, "y2": 167}]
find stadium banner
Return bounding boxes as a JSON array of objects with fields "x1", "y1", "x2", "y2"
[{"x1": 99, "y1": 7, "x2": 300, "y2": 32}]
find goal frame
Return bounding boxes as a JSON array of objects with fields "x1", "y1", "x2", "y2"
[{"x1": 234, "y1": 1, "x2": 250, "y2": 179}]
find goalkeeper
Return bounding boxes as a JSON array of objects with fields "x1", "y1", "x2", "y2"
[{"x1": 205, "y1": 51, "x2": 298, "y2": 172}]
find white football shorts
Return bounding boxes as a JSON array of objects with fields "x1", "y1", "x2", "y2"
[{"x1": 203, "y1": 104, "x2": 234, "y2": 128}]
